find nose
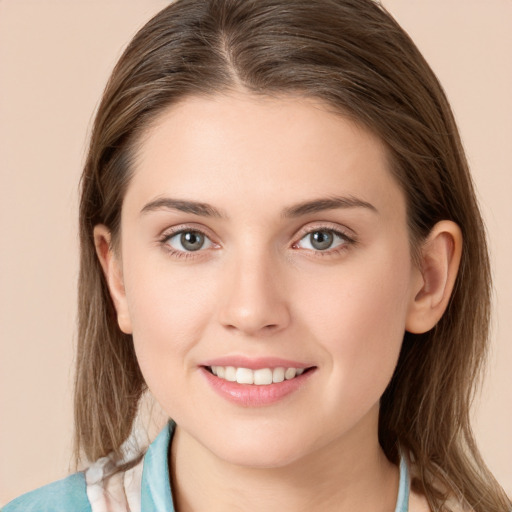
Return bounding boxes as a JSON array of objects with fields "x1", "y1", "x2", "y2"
[{"x1": 217, "y1": 250, "x2": 291, "y2": 337}]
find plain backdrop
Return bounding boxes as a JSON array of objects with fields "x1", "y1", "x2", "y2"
[{"x1": 0, "y1": 0, "x2": 511, "y2": 505}]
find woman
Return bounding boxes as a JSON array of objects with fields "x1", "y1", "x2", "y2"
[{"x1": 4, "y1": 0, "x2": 511, "y2": 510}]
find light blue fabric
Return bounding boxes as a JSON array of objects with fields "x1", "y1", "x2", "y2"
[
  {"x1": 141, "y1": 422, "x2": 175, "y2": 511},
  {"x1": 3, "y1": 422, "x2": 409, "y2": 511},
  {"x1": 2, "y1": 472, "x2": 91, "y2": 512},
  {"x1": 394, "y1": 453, "x2": 410, "y2": 512}
]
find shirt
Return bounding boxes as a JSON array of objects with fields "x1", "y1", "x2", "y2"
[{"x1": 3, "y1": 422, "x2": 410, "y2": 511}]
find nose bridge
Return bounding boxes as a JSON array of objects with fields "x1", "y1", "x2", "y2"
[{"x1": 218, "y1": 243, "x2": 290, "y2": 336}]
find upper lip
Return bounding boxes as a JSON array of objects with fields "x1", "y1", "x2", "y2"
[{"x1": 201, "y1": 356, "x2": 314, "y2": 370}]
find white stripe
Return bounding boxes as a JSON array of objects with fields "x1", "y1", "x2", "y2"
[{"x1": 86, "y1": 455, "x2": 143, "y2": 512}]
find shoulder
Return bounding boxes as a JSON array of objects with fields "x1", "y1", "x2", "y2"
[
  {"x1": 2, "y1": 472, "x2": 91, "y2": 512},
  {"x1": 2, "y1": 422, "x2": 175, "y2": 512}
]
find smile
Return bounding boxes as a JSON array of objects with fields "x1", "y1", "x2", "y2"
[
  {"x1": 208, "y1": 366, "x2": 306, "y2": 385},
  {"x1": 202, "y1": 364, "x2": 316, "y2": 407}
]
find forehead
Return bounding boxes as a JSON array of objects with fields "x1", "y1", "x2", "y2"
[{"x1": 125, "y1": 92, "x2": 405, "y2": 220}]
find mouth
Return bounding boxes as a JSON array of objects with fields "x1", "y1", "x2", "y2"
[
  {"x1": 203, "y1": 365, "x2": 315, "y2": 385},
  {"x1": 200, "y1": 361, "x2": 317, "y2": 406}
]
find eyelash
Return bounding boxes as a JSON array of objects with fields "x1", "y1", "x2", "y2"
[
  {"x1": 293, "y1": 227, "x2": 356, "y2": 257},
  {"x1": 159, "y1": 227, "x2": 214, "y2": 260},
  {"x1": 159, "y1": 225, "x2": 356, "y2": 260}
]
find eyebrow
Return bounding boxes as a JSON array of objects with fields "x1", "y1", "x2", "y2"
[
  {"x1": 281, "y1": 195, "x2": 378, "y2": 217},
  {"x1": 140, "y1": 195, "x2": 378, "y2": 218},
  {"x1": 140, "y1": 198, "x2": 226, "y2": 218}
]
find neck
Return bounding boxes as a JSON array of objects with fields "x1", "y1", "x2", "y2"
[{"x1": 169, "y1": 409, "x2": 400, "y2": 512}]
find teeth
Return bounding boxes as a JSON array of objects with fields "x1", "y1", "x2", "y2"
[
  {"x1": 285, "y1": 368, "x2": 296, "y2": 380},
  {"x1": 225, "y1": 366, "x2": 236, "y2": 382},
  {"x1": 236, "y1": 367, "x2": 254, "y2": 384},
  {"x1": 209, "y1": 366, "x2": 307, "y2": 385},
  {"x1": 272, "y1": 367, "x2": 285, "y2": 383},
  {"x1": 254, "y1": 368, "x2": 273, "y2": 385}
]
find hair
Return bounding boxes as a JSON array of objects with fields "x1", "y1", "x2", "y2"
[{"x1": 75, "y1": 0, "x2": 511, "y2": 510}]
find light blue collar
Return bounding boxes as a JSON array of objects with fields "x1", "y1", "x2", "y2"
[
  {"x1": 395, "y1": 453, "x2": 410, "y2": 512},
  {"x1": 140, "y1": 422, "x2": 409, "y2": 512},
  {"x1": 140, "y1": 422, "x2": 175, "y2": 511}
]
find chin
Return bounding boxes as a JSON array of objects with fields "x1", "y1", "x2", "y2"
[
  {"x1": 203, "y1": 423, "x2": 317, "y2": 469},
  {"x1": 217, "y1": 442, "x2": 305, "y2": 469}
]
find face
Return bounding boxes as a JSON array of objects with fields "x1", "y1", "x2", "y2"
[{"x1": 106, "y1": 92, "x2": 423, "y2": 468}]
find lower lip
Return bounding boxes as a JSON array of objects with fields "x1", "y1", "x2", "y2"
[{"x1": 200, "y1": 367, "x2": 315, "y2": 407}]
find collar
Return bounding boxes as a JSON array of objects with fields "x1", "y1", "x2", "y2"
[
  {"x1": 139, "y1": 421, "x2": 409, "y2": 512},
  {"x1": 140, "y1": 421, "x2": 176, "y2": 511}
]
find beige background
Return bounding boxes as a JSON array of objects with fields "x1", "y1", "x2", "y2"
[{"x1": 0, "y1": 0, "x2": 510, "y2": 505}]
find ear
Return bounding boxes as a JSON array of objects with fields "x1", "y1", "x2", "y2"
[
  {"x1": 93, "y1": 224, "x2": 133, "y2": 334},
  {"x1": 406, "y1": 220, "x2": 462, "y2": 334}
]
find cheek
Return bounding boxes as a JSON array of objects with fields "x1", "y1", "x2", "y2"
[
  {"x1": 297, "y1": 250, "x2": 413, "y2": 396},
  {"x1": 121, "y1": 256, "x2": 218, "y2": 380}
]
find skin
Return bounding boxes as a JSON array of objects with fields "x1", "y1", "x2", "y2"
[{"x1": 95, "y1": 92, "x2": 461, "y2": 511}]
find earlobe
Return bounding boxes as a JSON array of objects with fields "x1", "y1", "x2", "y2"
[
  {"x1": 93, "y1": 225, "x2": 133, "y2": 334},
  {"x1": 405, "y1": 221, "x2": 462, "y2": 334}
]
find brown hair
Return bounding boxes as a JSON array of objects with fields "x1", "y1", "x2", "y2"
[{"x1": 75, "y1": 1, "x2": 511, "y2": 510}]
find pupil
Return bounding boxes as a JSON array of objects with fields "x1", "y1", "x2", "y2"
[
  {"x1": 181, "y1": 232, "x2": 204, "y2": 251},
  {"x1": 311, "y1": 231, "x2": 333, "y2": 250}
]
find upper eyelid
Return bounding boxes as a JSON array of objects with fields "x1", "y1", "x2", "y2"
[
  {"x1": 160, "y1": 224, "x2": 216, "y2": 241},
  {"x1": 293, "y1": 222, "x2": 355, "y2": 240}
]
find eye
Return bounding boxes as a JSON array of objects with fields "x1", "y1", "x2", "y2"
[
  {"x1": 296, "y1": 229, "x2": 350, "y2": 251},
  {"x1": 164, "y1": 230, "x2": 214, "y2": 252}
]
